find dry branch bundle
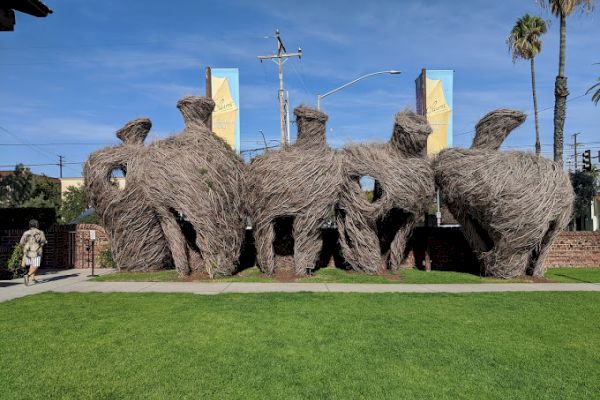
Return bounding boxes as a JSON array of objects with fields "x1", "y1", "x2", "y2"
[
  {"x1": 338, "y1": 110, "x2": 435, "y2": 272},
  {"x1": 84, "y1": 119, "x2": 171, "y2": 271},
  {"x1": 85, "y1": 97, "x2": 246, "y2": 276},
  {"x1": 434, "y1": 109, "x2": 574, "y2": 278},
  {"x1": 246, "y1": 106, "x2": 345, "y2": 275}
]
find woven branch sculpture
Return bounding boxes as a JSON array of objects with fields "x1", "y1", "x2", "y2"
[
  {"x1": 434, "y1": 109, "x2": 574, "y2": 278},
  {"x1": 246, "y1": 106, "x2": 344, "y2": 275},
  {"x1": 338, "y1": 110, "x2": 435, "y2": 273},
  {"x1": 84, "y1": 119, "x2": 171, "y2": 271},
  {"x1": 85, "y1": 96, "x2": 246, "y2": 277}
]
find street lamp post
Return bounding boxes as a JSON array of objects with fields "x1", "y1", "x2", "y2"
[{"x1": 316, "y1": 70, "x2": 401, "y2": 110}]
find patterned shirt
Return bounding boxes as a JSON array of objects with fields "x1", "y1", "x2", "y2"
[{"x1": 19, "y1": 228, "x2": 47, "y2": 258}]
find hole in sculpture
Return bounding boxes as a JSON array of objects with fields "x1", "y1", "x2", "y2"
[
  {"x1": 464, "y1": 216, "x2": 494, "y2": 254},
  {"x1": 109, "y1": 166, "x2": 127, "y2": 190},
  {"x1": 316, "y1": 228, "x2": 347, "y2": 271},
  {"x1": 273, "y1": 216, "x2": 295, "y2": 256},
  {"x1": 357, "y1": 176, "x2": 376, "y2": 203},
  {"x1": 169, "y1": 208, "x2": 202, "y2": 269}
]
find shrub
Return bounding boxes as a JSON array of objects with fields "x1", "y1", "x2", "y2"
[
  {"x1": 99, "y1": 248, "x2": 117, "y2": 269},
  {"x1": 6, "y1": 243, "x2": 24, "y2": 272}
]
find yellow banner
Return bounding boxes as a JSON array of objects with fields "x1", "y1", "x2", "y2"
[{"x1": 210, "y1": 68, "x2": 240, "y2": 152}]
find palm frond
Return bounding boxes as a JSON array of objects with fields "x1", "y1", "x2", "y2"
[
  {"x1": 507, "y1": 14, "x2": 547, "y2": 62},
  {"x1": 537, "y1": 0, "x2": 595, "y2": 16}
]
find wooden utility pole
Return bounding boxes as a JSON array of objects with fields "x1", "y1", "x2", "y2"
[
  {"x1": 572, "y1": 132, "x2": 581, "y2": 171},
  {"x1": 58, "y1": 155, "x2": 64, "y2": 178},
  {"x1": 257, "y1": 30, "x2": 302, "y2": 147},
  {"x1": 205, "y1": 66, "x2": 213, "y2": 131}
]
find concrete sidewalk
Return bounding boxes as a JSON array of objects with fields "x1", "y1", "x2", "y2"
[{"x1": 1, "y1": 268, "x2": 599, "y2": 303}]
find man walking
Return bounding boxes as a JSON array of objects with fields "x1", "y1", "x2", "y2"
[{"x1": 20, "y1": 219, "x2": 47, "y2": 285}]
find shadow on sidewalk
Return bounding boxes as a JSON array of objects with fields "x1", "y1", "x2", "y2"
[{"x1": 38, "y1": 274, "x2": 79, "y2": 283}]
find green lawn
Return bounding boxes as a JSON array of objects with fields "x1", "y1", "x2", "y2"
[
  {"x1": 545, "y1": 267, "x2": 600, "y2": 283},
  {"x1": 92, "y1": 266, "x2": 600, "y2": 284},
  {"x1": 1, "y1": 292, "x2": 598, "y2": 399}
]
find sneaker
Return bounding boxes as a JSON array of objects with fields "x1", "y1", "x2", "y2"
[
  {"x1": 24, "y1": 275, "x2": 29, "y2": 286},
  {"x1": 31, "y1": 278, "x2": 39, "y2": 284}
]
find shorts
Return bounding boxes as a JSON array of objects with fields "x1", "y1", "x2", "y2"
[{"x1": 25, "y1": 256, "x2": 41, "y2": 268}]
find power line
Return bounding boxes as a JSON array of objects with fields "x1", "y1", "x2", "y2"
[
  {"x1": 454, "y1": 92, "x2": 590, "y2": 138},
  {"x1": 0, "y1": 162, "x2": 84, "y2": 169},
  {"x1": 0, "y1": 142, "x2": 113, "y2": 146}
]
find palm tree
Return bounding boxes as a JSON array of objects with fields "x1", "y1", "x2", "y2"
[
  {"x1": 587, "y1": 63, "x2": 600, "y2": 105},
  {"x1": 539, "y1": 0, "x2": 595, "y2": 167},
  {"x1": 507, "y1": 14, "x2": 547, "y2": 156}
]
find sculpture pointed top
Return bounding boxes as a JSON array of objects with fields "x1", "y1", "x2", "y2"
[
  {"x1": 471, "y1": 109, "x2": 526, "y2": 151},
  {"x1": 116, "y1": 118, "x2": 151, "y2": 145},
  {"x1": 294, "y1": 106, "x2": 328, "y2": 148},
  {"x1": 177, "y1": 96, "x2": 215, "y2": 129},
  {"x1": 389, "y1": 110, "x2": 432, "y2": 157}
]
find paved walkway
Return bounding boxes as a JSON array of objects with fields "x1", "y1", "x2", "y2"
[{"x1": 1, "y1": 268, "x2": 599, "y2": 303}]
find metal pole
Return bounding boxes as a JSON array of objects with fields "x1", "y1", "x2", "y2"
[
  {"x1": 316, "y1": 70, "x2": 401, "y2": 110},
  {"x1": 286, "y1": 90, "x2": 291, "y2": 145},
  {"x1": 91, "y1": 240, "x2": 95, "y2": 276}
]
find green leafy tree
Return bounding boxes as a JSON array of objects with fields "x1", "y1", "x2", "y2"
[
  {"x1": 22, "y1": 174, "x2": 61, "y2": 210},
  {"x1": 0, "y1": 164, "x2": 61, "y2": 218},
  {"x1": 60, "y1": 185, "x2": 87, "y2": 223},
  {"x1": 0, "y1": 164, "x2": 34, "y2": 207},
  {"x1": 570, "y1": 169, "x2": 598, "y2": 218},
  {"x1": 538, "y1": 0, "x2": 595, "y2": 166},
  {"x1": 507, "y1": 14, "x2": 547, "y2": 155},
  {"x1": 587, "y1": 63, "x2": 600, "y2": 105}
]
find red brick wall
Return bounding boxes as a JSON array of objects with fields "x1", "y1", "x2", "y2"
[
  {"x1": 0, "y1": 224, "x2": 109, "y2": 269},
  {"x1": 400, "y1": 228, "x2": 600, "y2": 270},
  {"x1": 2, "y1": 224, "x2": 599, "y2": 271},
  {"x1": 69, "y1": 224, "x2": 110, "y2": 269},
  {"x1": 545, "y1": 231, "x2": 600, "y2": 267}
]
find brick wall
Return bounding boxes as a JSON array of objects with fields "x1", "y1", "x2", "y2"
[
  {"x1": 2, "y1": 224, "x2": 599, "y2": 271},
  {"x1": 69, "y1": 224, "x2": 110, "y2": 269},
  {"x1": 545, "y1": 231, "x2": 600, "y2": 267},
  {"x1": 400, "y1": 228, "x2": 600, "y2": 270},
  {"x1": 0, "y1": 224, "x2": 109, "y2": 269}
]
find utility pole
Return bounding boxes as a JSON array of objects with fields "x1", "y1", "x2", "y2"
[
  {"x1": 257, "y1": 30, "x2": 302, "y2": 147},
  {"x1": 58, "y1": 155, "x2": 64, "y2": 178},
  {"x1": 571, "y1": 132, "x2": 581, "y2": 171}
]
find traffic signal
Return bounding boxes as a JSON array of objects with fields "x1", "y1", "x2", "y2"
[{"x1": 582, "y1": 150, "x2": 592, "y2": 172}]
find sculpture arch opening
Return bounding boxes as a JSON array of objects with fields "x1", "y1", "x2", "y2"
[
  {"x1": 357, "y1": 175, "x2": 376, "y2": 203},
  {"x1": 108, "y1": 166, "x2": 126, "y2": 190}
]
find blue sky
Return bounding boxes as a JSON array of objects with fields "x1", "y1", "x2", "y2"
[{"x1": 0, "y1": 0, "x2": 598, "y2": 177}]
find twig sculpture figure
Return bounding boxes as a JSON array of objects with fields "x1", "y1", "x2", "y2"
[
  {"x1": 85, "y1": 96, "x2": 246, "y2": 277},
  {"x1": 434, "y1": 109, "x2": 574, "y2": 278},
  {"x1": 338, "y1": 110, "x2": 435, "y2": 272}
]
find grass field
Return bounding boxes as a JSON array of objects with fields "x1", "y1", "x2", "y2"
[
  {"x1": 1, "y1": 292, "x2": 598, "y2": 399},
  {"x1": 91, "y1": 266, "x2": 600, "y2": 284}
]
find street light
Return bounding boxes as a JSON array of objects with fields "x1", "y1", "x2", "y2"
[{"x1": 316, "y1": 70, "x2": 401, "y2": 110}]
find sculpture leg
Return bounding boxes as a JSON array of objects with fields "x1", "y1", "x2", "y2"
[
  {"x1": 157, "y1": 211, "x2": 190, "y2": 276},
  {"x1": 337, "y1": 215, "x2": 380, "y2": 274},
  {"x1": 387, "y1": 217, "x2": 416, "y2": 271},
  {"x1": 481, "y1": 243, "x2": 530, "y2": 279},
  {"x1": 254, "y1": 221, "x2": 276, "y2": 275},
  {"x1": 292, "y1": 216, "x2": 322, "y2": 276}
]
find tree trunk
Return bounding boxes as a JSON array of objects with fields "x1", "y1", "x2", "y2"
[
  {"x1": 553, "y1": 12, "x2": 569, "y2": 167},
  {"x1": 530, "y1": 58, "x2": 541, "y2": 156}
]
